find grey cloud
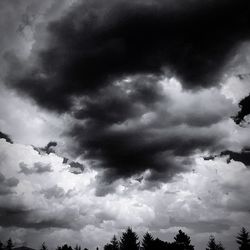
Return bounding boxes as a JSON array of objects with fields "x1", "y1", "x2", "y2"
[
  {"x1": 69, "y1": 161, "x2": 85, "y2": 175},
  {"x1": 1, "y1": 0, "x2": 243, "y2": 193},
  {"x1": 40, "y1": 185, "x2": 73, "y2": 199},
  {"x1": 170, "y1": 218, "x2": 231, "y2": 233},
  {"x1": 19, "y1": 162, "x2": 53, "y2": 175},
  {"x1": 0, "y1": 172, "x2": 19, "y2": 195},
  {"x1": 66, "y1": 77, "x2": 231, "y2": 188},
  {"x1": 6, "y1": 0, "x2": 250, "y2": 111},
  {"x1": 33, "y1": 141, "x2": 57, "y2": 155},
  {"x1": 0, "y1": 206, "x2": 77, "y2": 230}
]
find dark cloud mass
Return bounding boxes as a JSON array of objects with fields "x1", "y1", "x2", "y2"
[
  {"x1": 9, "y1": 0, "x2": 250, "y2": 111},
  {"x1": 5, "y1": 0, "x2": 248, "y2": 185},
  {"x1": 0, "y1": 205, "x2": 77, "y2": 230},
  {"x1": 233, "y1": 93, "x2": 250, "y2": 125},
  {"x1": 33, "y1": 141, "x2": 58, "y2": 155},
  {"x1": 67, "y1": 76, "x2": 229, "y2": 184},
  {"x1": 0, "y1": 131, "x2": 13, "y2": 144},
  {"x1": 220, "y1": 149, "x2": 250, "y2": 167}
]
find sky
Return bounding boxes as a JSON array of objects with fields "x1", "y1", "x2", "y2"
[{"x1": 1, "y1": 0, "x2": 250, "y2": 249}]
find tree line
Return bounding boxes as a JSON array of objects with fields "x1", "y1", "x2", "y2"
[{"x1": 0, "y1": 227, "x2": 249, "y2": 250}]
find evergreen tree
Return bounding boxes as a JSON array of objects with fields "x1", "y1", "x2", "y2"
[
  {"x1": 40, "y1": 242, "x2": 48, "y2": 250},
  {"x1": 104, "y1": 235, "x2": 119, "y2": 250},
  {"x1": 216, "y1": 242, "x2": 225, "y2": 250},
  {"x1": 119, "y1": 227, "x2": 140, "y2": 250},
  {"x1": 110, "y1": 236, "x2": 119, "y2": 250},
  {"x1": 173, "y1": 230, "x2": 194, "y2": 250},
  {"x1": 6, "y1": 238, "x2": 14, "y2": 250},
  {"x1": 104, "y1": 244, "x2": 113, "y2": 250},
  {"x1": 74, "y1": 245, "x2": 81, "y2": 250},
  {"x1": 142, "y1": 232, "x2": 154, "y2": 250},
  {"x1": 0, "y1": 241, "x2": 3, "y2": 250},
  {"x1": 236, "y1": 227, "x2": 250, "y2": 250},
  {"x1": 206, "y1": 236, "x2": 224, "y2": 250},
  {"x1": 153, "y1": 238, "x2": 167, "y2": 250},
  {"x1": 57, "y1": 244, "x2": 73, "y2": 250}
]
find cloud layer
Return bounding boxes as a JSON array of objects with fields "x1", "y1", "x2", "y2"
[{"x1": 0, "y1": 139, "x2": 249, "y2": 250}]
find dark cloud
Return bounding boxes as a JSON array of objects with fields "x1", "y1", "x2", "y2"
[
  {"x1": 0, "y1": 205, "x2": 77, "y2": 230},
  {"x1": 69, "y1": 161, "x2": 85, "y2": 175},
  {"x1": 233, "y1": 93, "x2": 250, "y2": 125},
  {"x1": 33, "y1": 141, "x2": 57, "y2": 155},
  {"x1": 4, "y1": 0, "x2": 242, "y2": 188},
  {"x1": 67, "y1": 79, "x2": 226, "y2": 185},
  {"x1": 7, "y1": 0, "x2": 250, "y2": 111},
  {"x1": 0, "y1": 131, "x2": 13, "y2": 144},
  {"x1": 19, "y1": 162, "x2": 53, "y2": 175},
  {"x1": 0, "y1": 172, "x2": 19, "y2": 195},
  {"x1": 220, "y1": 149, "x2": 250, "y2": 167}
]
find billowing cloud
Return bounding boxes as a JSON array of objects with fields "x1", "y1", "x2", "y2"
[
  {"x1": 233, "y1": 93, "x2": 250, "y2": 125},
  {"x1": 0, "y1": 138, "x2": 250, "y2": 250},
  {"x1": 1, "y1": 1, "x2": 250, "y2": 249},
  {"x1": 65, "y1": 78, "x2": 235, "y2": 184},
  {"x1": 2, "y1": 0, "x2": 246, "y2": 186},
  {"x1": 0, "y1": 172, "x2": 19, "y2": 195},
  {"x1": 7, "y1": 0, "x2": 250, "y2": 111}
]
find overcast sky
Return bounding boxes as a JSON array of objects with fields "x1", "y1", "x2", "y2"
[{"x1": 1, "y1": 0, "x2": 250, "y2": 249}]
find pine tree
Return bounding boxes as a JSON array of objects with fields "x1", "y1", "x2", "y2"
[
  {"x1": 216, "y1": 242, "x2": 225, "y2": 250},
  {"x1": 111, "y1": 235, "x2": 119, "y2": 250},
  {"x1": 236, "y1": 227, "x2": 250, "y2": 250},
  {"x1": 6, "y1": 238, "x2": 14, "y2": 250},
  {"x1": 104, "y1": 244, "x2": 113, "y2": 250},
  {"x1": 40, "y1": 242, "x2": 48, "y2": 250},
  {"x1": 0, "y1": 241, "x2": 3, "y2": 250},
  {"x1": 173, "y1": 230, "x2": 194, "y2": 250},
  {"x1": 206, "y1": 236, "x2": 224, "y2": 250},
  {"x1": 142, "y1": 232, "x2": 154, "y2": 250},
  {"x1": 74, "y1": 245, "x2": 81, "y2": 250},
  {"x1": 119, "y1": 227, "x2": 140, "y2": 250}
]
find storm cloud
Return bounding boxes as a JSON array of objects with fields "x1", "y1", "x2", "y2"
[
  {"x1": 233, "y1": 93, "x2": 250, "y2": 125},
  {"x1": 0, "y1": 131, "x2": 13, "y2": 144},
  {"x1": 3, "y1": 0, "x2": 247, "y2": 184},
  {"x1": 7, "y1": 0, "x2": 250, "y2": 111}
]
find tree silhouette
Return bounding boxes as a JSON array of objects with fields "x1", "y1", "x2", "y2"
[
  {"x1": 104, "y1": 235, "x2": 119, "y2": 250},
  {"x1": 104, "y1": 244, "x2": 113, "y2": 250},
  {"x1": 111, "y1": 236, "x2": 119, "y2": 250},
  {"x1": 153, "y1": 238, "x2": 168, "y2": 250},
  {"x1": 206, "y1": 236, "x2": 224, "y2": 250},
  {"x1": 236, "y1": 227, "x2": 250, "y2": 250},
  {"x1": 74, "y1": 245, "x2": 81, "y2": 250},
  {"x1": 57, "y1": 244, "x2": 73, "y2": 250},
  {"x1": 40, "y1": 242, "x2": 48, "y2": 250},
  {"x1": 0, "y1": 241, "x2": 3, "y2": 250},
  {"x1": 142, "y1": 232, "x2": 154, "y2": 250},
  {"x1": 173, "y1": 230, "x2": 194, "y2": 250},
  {"x1": 6, "y1": 238, "x2": 14, "y2": 250},
  {"x1": 119, "y1": 227, "x2": 140, "y2": 250}
]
